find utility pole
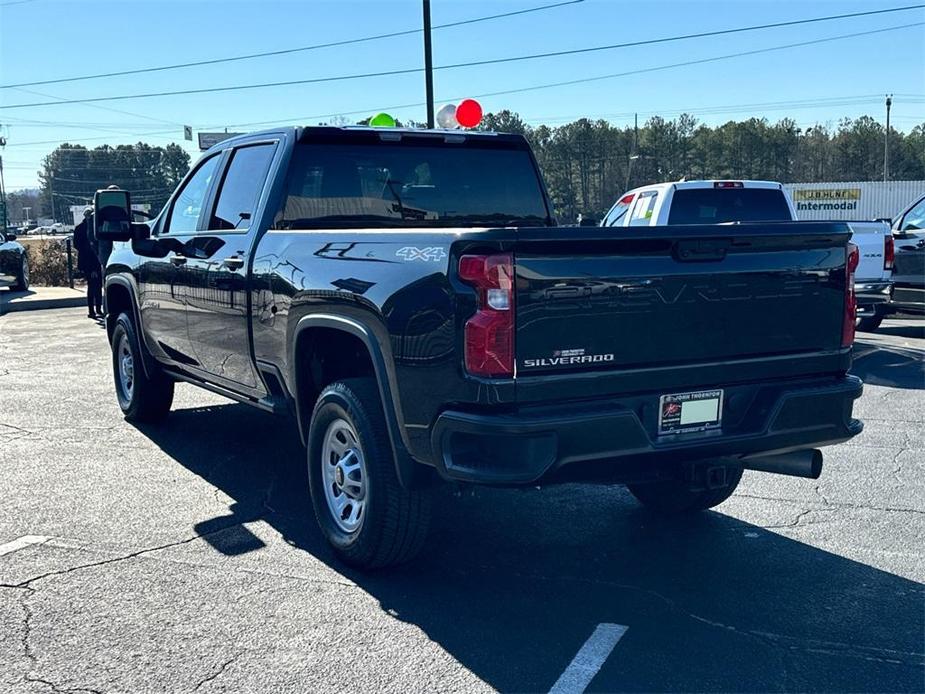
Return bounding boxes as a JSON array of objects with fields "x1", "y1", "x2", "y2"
[
  {"x1": 884, "y1": 94, "x2": 893, "y2": 182},
  {"x1": 0, "y1": 154, "x2": 7, "y2": 233},
  {"x1": 48, "y1": 173, "x2": 55, "y2": 223},
  {"x1": 625, "y1": 113, "x2": 638, "y2": 191},
  {"x1": 422, "y1": 0, "x2": 435, "y2": 128}
]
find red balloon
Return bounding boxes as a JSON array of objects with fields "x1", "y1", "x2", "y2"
[{"x1": 456, "y1": 99, "x2": 483, "y2": 128}]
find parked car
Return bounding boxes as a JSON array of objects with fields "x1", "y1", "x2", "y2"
[
  {"x1": 94, "y1": 127, "x2": 863, "y2": 569},
  {"x1": 884, "y1": 194, "x2": 925, "y2": 317},
  {"x1": 0, "y1": 229, "x2": 30, "y2": 291},
  {"x1": 600, "y1": 179, "x2": 894, "y2": 331}
]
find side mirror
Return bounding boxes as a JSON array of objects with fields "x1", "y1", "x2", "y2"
[{"x1": 94, "y1": 188, "x2": 134, "y2": 241}]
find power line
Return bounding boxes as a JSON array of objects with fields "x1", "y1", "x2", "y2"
[
  {"x1": 524, "y1": 96, "x2": 921, "y2": 124},
  {"x1": 193, "y1": 25, "x2": 925, "y2": 130},
  {"x1": 4, "y1": 24, "x2": 921, "y2": 149},
  {"x1": 207, "y1": 93, "x2": 923, "y2": 132},
  {"x1": 0, "y1": 0, "x2": 584, "y2": 89},
  {"x1": 438, "y1": 4, "x2": 925, "y2": 72},
  {"x1": 456, "y1": 23, "x2": 925, "y2": 102},
  {"x1": 2, "y1": 8, "x2": 924, "y2": 109},
  {"x1": 4, "y1": 130, "x2": 183, "y2": 147},
  {"x1": 9, "y1": 86, "x2": 184, "y2": 127}
]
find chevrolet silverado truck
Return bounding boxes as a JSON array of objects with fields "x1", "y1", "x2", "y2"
[
  {"x1": 600, "y1": 179, "x2": 894, "y2": 331},
  {"x1": 94, "y1": 126, "x2": 863, "y2": 569}
]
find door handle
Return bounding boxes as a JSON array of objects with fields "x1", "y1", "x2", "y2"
[
  {"x1": 169, "y1": 255, "x2": 187, "y2": 266},
  {"x1": 222, "y1": 256, "x2": 244, "y2": 270}
]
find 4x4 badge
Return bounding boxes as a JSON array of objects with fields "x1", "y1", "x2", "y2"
[{"x1": 396, "y1": 247, "x2": 447, "y2": 262}]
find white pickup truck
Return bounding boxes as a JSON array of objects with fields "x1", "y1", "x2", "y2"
[{"x1": 600, "y1": 180, "x2": 894, "y2": 332}]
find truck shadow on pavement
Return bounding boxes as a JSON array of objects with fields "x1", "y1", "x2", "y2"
[
  {"x1": 851, "y1": 336, "x2": 925, "y2": 390},
  {"x1": 135, "y1": 406, "x2": 924, "y2": 693}
]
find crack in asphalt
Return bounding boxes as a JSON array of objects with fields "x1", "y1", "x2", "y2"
[
  {"x1": 734, "y1": 492, "x2": 924, "y2": 516},
  {"x1": 757, "y1": 507, "x2": 840, "y2": 530},
  {"x1": 193, "y1": 654, "x2": 241, "y2": 692},
  {"x1": 16, "y1": 587, "x2": 104, "y2": 694},
  {"x1": 6, "y1": 525, "x2": 250, "y2": 694},
  {"x1": 459, "y1": 564, "x2": 924, "y2": 667},
  {"x1": 23, "y1": 675, "x2": 102, "y2": 694},
  {"x1": 688, "y1": 614, "x2": 924, "y2": 667},
  {"x1": 10, "y1": 523, "x2": 244, "y2": 590},
  {"x1": 812, "y1": 483, "x2": 831, "y2": 507},
  {"x1": 0, "y1": 421, "x2": 38, "y2": 435},
  {"x1": 891, "y1": 447, "x2": 908, "y2": 485}
]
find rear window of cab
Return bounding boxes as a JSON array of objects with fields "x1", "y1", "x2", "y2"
[{"x1": 667, "y1": 188, "x2": 792, "y2": 225}]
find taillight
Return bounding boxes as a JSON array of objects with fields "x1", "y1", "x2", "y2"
[
  {"x1": 459, "y1": 253, "x2": 514, "y2": 377},
  {"x1": 842, "y1": 242, "x2": 859, "y2": 347},
  {"x1": 884, "y1": 234, "x2": 894, "y2": 270}
]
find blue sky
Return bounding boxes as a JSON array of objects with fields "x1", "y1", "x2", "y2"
[{"x1": 1, "y1": 0, "x2": 923, "y2": 189}]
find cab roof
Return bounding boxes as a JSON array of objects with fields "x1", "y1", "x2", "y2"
[
  {"x1": 622, "y1": 179, "x2": 784, "y2": 196},
  {"x1": 212, "y1": 125, "x2": 528, "y2": 151}
]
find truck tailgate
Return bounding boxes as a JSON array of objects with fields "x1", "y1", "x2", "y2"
[
  {"x1": 845, "y1": 221, "x2": 890, "y2": 281},
  {"x1": 514, "y1": 223, "x2": 850, "y2": 385}
]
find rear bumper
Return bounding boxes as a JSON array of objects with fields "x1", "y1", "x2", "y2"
[
  {"x1": 882, "y1": 286, "x2": 925, "y2": 315},
  {"x1": 855, "y1": 281, "x2": 892, "y2": 313},
  {"x1": 430, "y1": 375, "x2": 863, "y2": 484}
]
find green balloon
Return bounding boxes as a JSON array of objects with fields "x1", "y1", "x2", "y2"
[{"x1": 369, "y1": 112, "x2": 396, "y2": 127}]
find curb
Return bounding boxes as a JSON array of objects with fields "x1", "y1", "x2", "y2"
[{"x1": 0, "y1": 291, "x2": 86, "y2": 316}]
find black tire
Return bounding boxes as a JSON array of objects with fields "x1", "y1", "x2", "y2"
[
  {"x1": 307, "y1": 378, "x2": 430, "y2": 569},
  {"x1": 627, "y1": 465, "x2": 743, "y2": 514},
  {"x1": 12, "y1": 254, "x2": 29, "y2": 291},
  {"x1": 111, "y1": 313, "x2": 174, "y2": 422},
  {"x1": 856, "y1": 315, "x2": 883, "y2": 332}
]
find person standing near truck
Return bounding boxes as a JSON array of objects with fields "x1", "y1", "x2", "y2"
[
  {"x1": 90, "y1": 184, "x2": 118, "y2": 268},
  {"x1": 73, "y1": 208, "x2": 102, "y2": 318}
]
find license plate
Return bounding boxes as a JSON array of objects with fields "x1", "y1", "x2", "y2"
[{"x1": 658, "y1": 389, "x2": 723, "y2": 435}]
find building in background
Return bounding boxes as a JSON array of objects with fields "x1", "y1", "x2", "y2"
[{"x1": 784, "y1": 181, "x2": 925, "y2": 221}]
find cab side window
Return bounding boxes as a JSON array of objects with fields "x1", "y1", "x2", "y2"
[
  {"x1": 629, "y1": 191, "x2": 658, "y2": 226},
  {"x1": 900, "y1": 198, "x2": 925, "y2": 232},
  {"x1": 165, "y1": 155, "x2": 221, "y2": 234},
  {"x1": 209, "y1": 144, "x2": 276, "y2": 231},
  {"x1": 603, "y1": 195, "x2": 635, "y2": 227}
]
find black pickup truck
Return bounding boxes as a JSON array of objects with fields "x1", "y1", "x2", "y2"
[{"x1": 94, "y1": 126, "x2": 863, "y2": 569}]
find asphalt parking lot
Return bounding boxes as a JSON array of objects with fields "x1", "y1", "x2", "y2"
[{"x1": 0, "y1": 308, "x2": 922, "y2": 693}]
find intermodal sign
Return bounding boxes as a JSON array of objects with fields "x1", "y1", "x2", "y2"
[{"x1": 793, "y1": 188, "x2": 862, "y2": 212}]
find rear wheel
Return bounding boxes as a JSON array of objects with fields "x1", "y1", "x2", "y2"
[
  {"x1": 627, "y1": 465, "x2": 743, "y2": 514},
  {"x1": 111, "y1": 313, "x2": 174, "y2": 422},
  {"x1": 856, "y1": 315, "x2": 883, "y2": 332},
  {"x1": 12, "y1": 255, "x2": 29, "y2": 291},
  {"x1": 307, "y1": 378, "x2": 430, "y2": 569}
]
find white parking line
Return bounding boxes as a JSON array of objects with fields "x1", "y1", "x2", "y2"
[
  {"x1": 0, "y1": 535, "x2": 51, "y2": 557},
  {"x1": 549, "y1": 623, "x2": 628, "y2": 694}
]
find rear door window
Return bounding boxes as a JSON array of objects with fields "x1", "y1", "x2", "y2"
[
  {"x1": 629, "y1": 192, "x2": 658, "y2": 226},
  {"x1": 209, "y1": 143, "x2": 277, "y2": 231},
  {"x1": 667, "y1": 188, "x2": 793, "y2": 225}
]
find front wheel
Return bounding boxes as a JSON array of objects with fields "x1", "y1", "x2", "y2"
[
  {"x1": 111, "y1": 313, "x2": 174, "y2": 422},
  {"x1": 627, "y1": 465, "x2": 743, "y2": 514},
  {"x1": 12, "y1": 255, "x2": 29, "y2": 291},
  {"x1": 307, "y1": 379, "x2": 430, "y2": 569}
]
